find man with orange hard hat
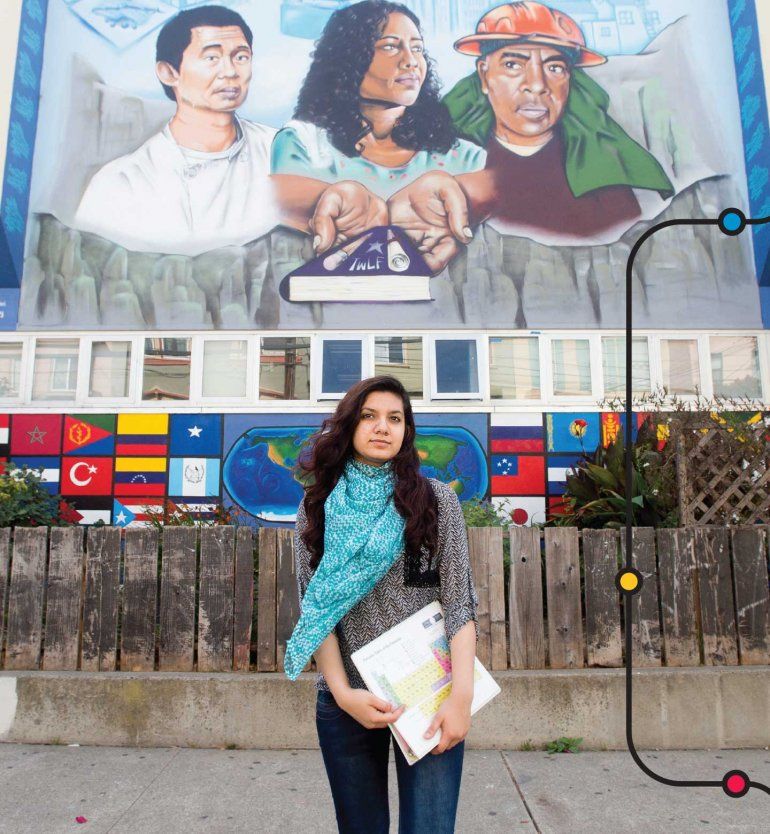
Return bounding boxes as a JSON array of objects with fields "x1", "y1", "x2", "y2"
[{"x1": 388, "y1": 1, "x2": 674, "y2": 266}]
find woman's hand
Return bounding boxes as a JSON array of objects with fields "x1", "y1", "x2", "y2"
[
  {"x1": 336, "y1": 687, "x2": 406, "y2": 729},
  {"x1": 423, "y1": 693, "x2": 472, "y2": 754}
]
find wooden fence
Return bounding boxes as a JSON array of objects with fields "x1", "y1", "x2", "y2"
[{"x1": 0, "y1": 525, "x2": 768, "y2": 673}]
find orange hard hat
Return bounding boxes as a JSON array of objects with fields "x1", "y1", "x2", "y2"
[{"x1": 454, "y1": 1, "x2": 606, "y2": 66}]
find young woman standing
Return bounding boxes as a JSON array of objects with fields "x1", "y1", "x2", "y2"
[{"x1": 284, "y1": 375, "x2": 479, "y2": 833}]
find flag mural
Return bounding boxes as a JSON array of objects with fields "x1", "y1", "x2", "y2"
[{"x1": 1, "y1": 408, "x2": 760, "y2": 527}]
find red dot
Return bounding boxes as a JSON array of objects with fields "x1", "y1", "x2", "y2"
[
  {"x1": 511, "y1": 508, "x2": 529, "y2": 525},
  {"x1": 726, "y1": 774, "x2": 746, "y2": 794}
]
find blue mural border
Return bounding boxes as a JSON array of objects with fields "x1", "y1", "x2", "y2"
[{"x1": 1, "y1": 0, "x2": 770, "y2": 328}]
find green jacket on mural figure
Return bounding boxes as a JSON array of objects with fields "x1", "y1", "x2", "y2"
[{"x1": 443, "y1": 1, "x2": 675, "y2": 240}]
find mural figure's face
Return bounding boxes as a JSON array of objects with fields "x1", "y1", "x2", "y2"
[
  {"x1": 157, "y1": 25, "x2": 252, "y2": 112},
  {"x1": 352, "y1": 390, "x2": 407, "y2": 467},
  {"x1": 478, "y1": 44, "x2": 571, "y2": 145},
  {"x1": 359, "y1": 12, "x2": 427, "y2": 107}
]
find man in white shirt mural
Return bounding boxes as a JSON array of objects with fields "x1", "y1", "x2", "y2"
[{"x1": 74, "y1": 5, "x2": 384, "y2": 256}]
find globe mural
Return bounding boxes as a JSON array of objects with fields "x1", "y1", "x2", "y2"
[{"x1": 223, "y1": 426, "x2": 488, "y2": 522}]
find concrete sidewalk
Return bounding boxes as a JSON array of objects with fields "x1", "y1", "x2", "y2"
[{"x1": 0, "y1": 744, "x2": 768, "y2": 833}]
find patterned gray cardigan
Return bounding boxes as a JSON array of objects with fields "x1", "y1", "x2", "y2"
[{"x1": 294, "y1": 478, "x2": 480, "y2": 692}]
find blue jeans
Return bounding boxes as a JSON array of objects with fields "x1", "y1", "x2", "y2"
[{"x1": 315, "y1": 689, "x2": 465, "y2": 834}]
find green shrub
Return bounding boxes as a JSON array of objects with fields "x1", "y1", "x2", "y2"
[
  {"x1": 0, "y1": 464, "x2": 79, "y2": 528},
  {"x1": 553, "y1": 420, "x2": 679, "y2": 529}
]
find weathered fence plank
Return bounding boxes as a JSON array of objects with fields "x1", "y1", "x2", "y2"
[
  {"x1": 730, "y1": 527, "x2": 770, "y2": 665},
  {"x1": 508, "y1": 527, "x2": 545, "y2": 670},
  {"x1": 0, "y1": 528, "x2": 11, "y2": 667},
  {"x1": 233, "y1": 527, "x2": 255, "y2": 672},
  {"x1": 582, "y1": 529, "x2": 622, "y2": 667},
  {"x1": 657, "y1": 529, "x2": 699, "y2": 666},
  {"x1": 5, "y1": 527, "x2": 48, "y2": 670},
  {"x1": 621, "y1": 527, "x2": 662, "y2": 667},
  {"x1": 121, "y1": 528, "x2": 159, "y2": 672},
  {"x1": 257, "y1": 527, "x2": 277, "y2": 672},
  {"x1": 544, "y1": 528, "x2": 583, "y2": 668},
  {"x1": 159, "y1": 527, "x2": 197, "y2": 672},
  {"x1": 487, "y1": 527, "x2": 508, "y2": 671},
  {"x1": 81, "y1": 527, "x2": 121, "y2": 672},
  {"x1": 43, "y1": 527, "x2": 85, "y2": 671},
  {"x1": 276, "y1": 528, "x2": 301, "y2": 673},
  {"x1": 198, "y1": 527, "x2": 234, "y2": 672},
  {"x1": 467, "y1": 527, "x2": 492, "y2": 668},
  {"x1": 691, "y1": 527, "x2": 738, "y2": 665}
]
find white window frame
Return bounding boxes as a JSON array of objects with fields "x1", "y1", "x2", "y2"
[
  {"x1": 195, "y1": 335, "x2": 252, "y2": 404},
  {"x1": 30, "y1": 337, "x2": 80, "y2": 403},
  {"x1": 257, "y1": 333, "x2": 313, "y2": 404},
  {"x1": 427, "y1": 334, "x2": 486, "y2": 401},
  {"x1": 314, "y1": 334, "x2": 370, "y2": 400},
  {"x1": 82, "y1": 337, "x2": 134, "y2": 405},
  {"x1": 707, "y1": 333, "x2": 765, "y2": 402},
  {"x1": 371, "y1": 332, "x2": 427, "y2": 403},
  {"x1": 486, "y1": 333, "x2": 543, "y2": 405},
  {"x1": 545, "y1": 333, "x2": 597, "y2": 404},
  {"x1": 0, "y1": 337, "x2": 28, "y2": 404},
  {"x1": 139, "y1": 334, "x2": 193, "y2": 404},
  {"x1": 654, "y1": 334, "x2": 705, "y2": 401}
]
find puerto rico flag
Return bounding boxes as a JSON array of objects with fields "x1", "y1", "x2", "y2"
[
  {"x1": 113, "y1": 498, "x2": 165, "y2": 527},
  {"x1": 116, "y1": 413, "x2": 168, "y2": 456},
  {"x1": 491, "y1": 454, "x2": 545, "y2": 495},
  {"x1": 490, "y1": 413, "x2": 544, "y2": 453}
]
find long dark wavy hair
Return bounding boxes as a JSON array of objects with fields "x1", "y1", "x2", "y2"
[
  {"x1": 293, "y1": 0, "x2": 458, "y2": 157},
  {"x1": 294, "y1": 375, "x2": 440, "y2": 587}
]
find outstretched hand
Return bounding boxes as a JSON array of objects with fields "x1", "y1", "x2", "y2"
[
  {"x1": 311, "y1": 180, "x2": 388, "y2": 254},
  {"x1": 387, "y1": 170, "x2": 474, "y2": 274}
]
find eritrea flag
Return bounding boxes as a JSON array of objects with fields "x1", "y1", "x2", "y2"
[{"x1": 63, "y1": 415, "x2": 116, "y2": 456}]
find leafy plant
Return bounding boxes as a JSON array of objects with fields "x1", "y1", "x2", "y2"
[
  {"x1": 546, "y1": 736, "x2": 583, "y2": 754},
  {"x1": 0, "y1": 464, "x2": 79, "y2": 528},
  {"x1": 553, "y1": 420, "x2": 678, "y2": 529}
]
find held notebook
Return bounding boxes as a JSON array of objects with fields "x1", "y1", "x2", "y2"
[{"x1": 350, "y1": 601, "x2": 500, "y2": 765}]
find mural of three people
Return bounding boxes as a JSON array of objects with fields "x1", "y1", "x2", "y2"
[{"x1": 17, "y1": 0, "x2": 763, "y2": 330}]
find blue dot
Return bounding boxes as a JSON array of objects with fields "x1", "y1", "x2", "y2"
[{"x1": 722, "y1": 211, "x2": 742, "y2": 232}]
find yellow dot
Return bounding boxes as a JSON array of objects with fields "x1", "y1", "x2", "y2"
[{"x1": 619, "y1": 572, "x2": 638, "y2": 592}]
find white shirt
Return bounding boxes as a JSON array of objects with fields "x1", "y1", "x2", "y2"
[{"x1": 74, "y1": 116, "x2": 279, "y2": 255}]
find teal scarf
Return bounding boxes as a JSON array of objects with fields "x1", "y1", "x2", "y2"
[
  {"x1": 442, "y1": 68, "x2": 674, "y2": 199},
  {"x1": 284, "y1": 456, "x2": 406, "y2": 680}
]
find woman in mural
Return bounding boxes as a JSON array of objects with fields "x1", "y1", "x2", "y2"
[
  {"x1": 283, "y1": 375, "x2": 479, "y2": 834},
  {"x1": 271, "y1": 0, "x2": 485, "y2": 198}
]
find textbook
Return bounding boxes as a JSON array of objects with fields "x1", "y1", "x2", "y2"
[
  {"x1": 281, "y1": 225, "x2": 433, "y2": 302},
  {"x1": 350, "y1": 601, "x2": 501, "y2": 765}
]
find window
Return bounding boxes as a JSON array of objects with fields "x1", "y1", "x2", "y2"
[
  {"x1": 618, "y1": 10, "x2": 635, "y2": 25},
  {"x1": 321, "y1": 339, "x2": 362, "y2": 396},
  {"x1": 551, "y1": 339, "x2": 591, "y2": 396},
  {"x1": 203, "y1": 340, "x2": 248, "y2": 398},
  {"x1": 32, "y1": 339, "x2": 79, "y2": 400},
  {"x1": 489, "y1": 337, "x2": 540, "y2": 399},
  {"x1": 142, "y1": 337, "x2": 191, "y2": 400},
  {"x1": 89, "y1": 341, "x2": 131, "y2": 398},
  {"x1": 600, "y1": 26, "x2": 612, "y2": 37},
  {"x1": 660, "y1": 339, "x2": 700, "y2": 394},
  {"x1": 375, "y1": 336, "x2": 423, "y2": 398},
  {"x1": 434, "y1": 338, "x2": 480, "y2": 395},
  {"x1": 710, "y1": 336, "x2": 762, "y2": 399},
  {"x1": 0, "y1": 342, "x2": 23, "y2": 398},
  {"x1": 259, "y1": 337, "x2": 311, "y2": 400},
  {"x1": 602, "y1": 337, "x2": 651, "y2": 396}
]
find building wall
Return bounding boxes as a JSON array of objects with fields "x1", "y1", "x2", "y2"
[{"x1": 1, "y1": 2, "x2": 769, "y2": 529}]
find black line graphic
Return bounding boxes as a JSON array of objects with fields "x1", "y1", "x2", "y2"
[{"x1": 620, "y1": 208, "x2": 770, "y2": 798}]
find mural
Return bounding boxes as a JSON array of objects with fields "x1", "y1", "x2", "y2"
[
  {"x1": 0, "y1": 407, "x2": 680, "y2": 528},
  {"x1": 1, "y1": 0, "x2": 769, "y2": 330}
]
